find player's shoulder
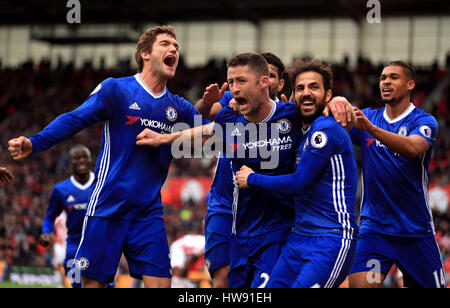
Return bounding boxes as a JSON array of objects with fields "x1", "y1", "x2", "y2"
[
  {"x1": 52, "y1": 177, "x2": 72, "y2": 193},
  {"x1": 311, "y1": 116, "x2": 347, "y2": 140},
  {"x1": 411, "y1": 106, "x2": 438, "y2": 125},
  {"x1": 361, "y1": 106, "x2": 383, "y2": 117},
  {"x1": 90, "y1": 75, "x2": 133, "y2": 96},
  {"x1": 271, "y1": 101, "x2": 300, "y2": 125},
  {"x1": 166, "y1": 91, "x2": 192, "y2": 106},
  {"x1": 312, "y1": 115, "x2": 341, "y2": 130},
  {"x1": 215, "y1": 105, "x2": 241, "y2": 123},
  {"x1": 276, "y1": 101, "x2": 298, "y2": 114}
]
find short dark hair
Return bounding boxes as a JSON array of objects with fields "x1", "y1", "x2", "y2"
[
  {"x1": 227, "y1": 52, "x2": 269, "y2": 78},
  {"x1": 261, "y1": 52, "x2": 285, "y2": 79},
  {"x1": 135, "y1": 25, "x2": 176, "y2": 72},
  {"x1": 288, "y1": 59, "x2": 333, "y2": 91},
  {"x1": 386, "y1": 61, "x2": 416, "y2": 81},
  {"x1": 69, "y1": 144, "x2": 91, "y2": 161}
]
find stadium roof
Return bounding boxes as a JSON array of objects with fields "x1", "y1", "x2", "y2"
[{"x1": 1, "y1": 0, "x2": 450, "y2": 25}]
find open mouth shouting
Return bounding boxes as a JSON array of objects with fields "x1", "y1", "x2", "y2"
[
  {"x1": 235, "y1": 97, "x2": 249, "y2": 112},
  {"x1": 163, "y1": 54, "x2": 177, "y2": 69}
]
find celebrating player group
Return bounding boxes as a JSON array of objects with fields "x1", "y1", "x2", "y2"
[{"x1": 7, "y1": 25, "x2": 446, "y2": 288}]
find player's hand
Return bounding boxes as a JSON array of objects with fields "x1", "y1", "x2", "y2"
[
  {"x1": 136, "y1": 129, "x2": 166, "y2": 147},
  {"x1": 289, "y1": 92, "x2": 294, "y2": 102},
  {"x1": 280, "y1": 94, "x2": 288, "y2": 103},
  {"x1": 229, "y1": 98, "x2": 241, "y2": 114},
  {"x1": 235, "y1": 165, "x2": 255, "y2": 189},
  {"x1": 8, "y1": 136, "x2": 32, "y2": 161},
  {"x1": 354, "y1": 107, "x2": 375, "y2": 132},
  {"x1": 38, "y1": 234, "x2": 52, "y2": 247},
  {"x1": 202, "y1": 82, "x2": 228, "y2": 106},
  {"x1": 325, "y1": 96, "x2": 352, "y2": 128},
  {"x1": 0, "y1": 167, "x2": 14, "y2": 185}
]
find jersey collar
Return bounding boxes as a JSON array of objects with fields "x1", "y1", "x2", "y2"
[
  {"x1": 260, "y1": 99, "x2": 277, "y2": 123},
  {"x1": 134, "y1": 73, "x2": 167, "y2": 99},
  {"x1": 383, "y1": 103, "x2": 415, "y2": 124},
  {"x1": 70, "y1": 172, "x2": 95, "y2": 190}
]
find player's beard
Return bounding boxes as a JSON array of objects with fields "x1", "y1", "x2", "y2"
[
  {"x1": 298, "y1": 96, "x2": 326, "y2": 125},
  {"x1": 381, "y1": 96, "x2": 396, "y2": 105}
]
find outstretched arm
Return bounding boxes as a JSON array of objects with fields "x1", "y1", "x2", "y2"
[
  {"x1": 8, "y1": 137, "x2": 33, "y2": 161},
  {"x1": 235, "y1": 150, "x2": 329, "y2": 196},
  {"x1": 136, "y1": 123, "x2": 215, "y2": 147},
  {"x1": 8, "y1": 79, "x2": 114, "y2": 160}
]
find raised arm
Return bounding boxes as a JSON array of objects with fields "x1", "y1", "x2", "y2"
[{"x1": 194, "y1": 83, "x2": 228, "y2": 121}]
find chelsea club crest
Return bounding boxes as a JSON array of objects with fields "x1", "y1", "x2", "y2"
[
  {"x1": 166, "y1": 107, "x2": 178, "y2": 122},
  {"x1": 398, "y1": 126, "x2": 408, "y2": 136},
  {"x1": 276, "y1": 118, "x2": 291, "y2": 134}
]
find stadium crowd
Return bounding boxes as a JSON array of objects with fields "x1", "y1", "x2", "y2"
[{"x1": 0, "y1": 54, "x2": 449, "y2": 286}]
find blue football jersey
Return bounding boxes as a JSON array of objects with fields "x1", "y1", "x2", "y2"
[
  {"x1": 42, "y1": 172, "x2": 95, "y2": 242},
  {"x1": 249, "y1": 116, "x2": 359, "y2": 240},
  {"x1": 348, "y1": 104, "x2": 438, "y2": 237},
  {"x1": 30, "y1": 74, "x2": 208, "y2": 221},
  {"x1": 214, "y1": 101, "x2": 301, "y2": 237}
]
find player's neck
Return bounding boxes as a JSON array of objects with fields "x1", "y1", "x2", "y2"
[
  {"x1": 385, "y1": 96, "x2": 411, "y2": 120},
  {"x1": 74, "y1": 172, "x2": 90, "y2": 185},
  {"x1": 245, "y1": 97, "x2": 274, "y2": 123},
  {"x1": 139, "y1": 70, "x2": 167, "y2": 95},
  {"x1": 302, "y1": 123, "x2": 312, "y2": 131}
]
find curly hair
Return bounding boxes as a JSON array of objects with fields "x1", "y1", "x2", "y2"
[{"x1": 288, "y1": 59, "x2": 333, "y2": 91}]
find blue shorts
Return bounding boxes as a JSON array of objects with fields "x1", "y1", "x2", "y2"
[
  {"x1": 204, "y1": 211, "x2": 232, "y2": 277},
  {"x1": 267, "y1": 233, "x2": 356, "y2": 288},
  {"x1": 228, "y1": 228, "x2": 290, "y2": 288},
  {"x1": 73, "y1": 214, "x2": 171, "y2": 284},
  {"x1": 349, "y1": 231, "x2": 446, "y2": 288}
]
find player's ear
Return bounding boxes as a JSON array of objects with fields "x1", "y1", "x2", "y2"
[
  {"x1": 260, "y1": 75, "x2": 270, "y2": 89},
  {"x1": 325, "y1": 89, "x2": 333, "y2": 103},
  {"x1": 407, "y1": 79, "x2": 415, "y2": 92},
  {"x1": 141, "y1": 50, "x2": 151, "y2": 61},
  {"x1": 277, "y1": 78, "x2": 285, "y2": 93}
]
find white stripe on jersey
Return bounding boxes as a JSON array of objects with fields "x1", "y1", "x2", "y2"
[
  {"x1": 324, "y1": 154, "x2": 354, "y2": 288},
  {"x1": 87, "y1": 121, "x2": 111, "y2": 216},
  {"x1": 421, "y1": 154, "x2": 435, "y2": 234},
  {"x1": 231, "y1": 161, "x2": 239, "y2": 235},
  {"x1": 330, "y1": 154, "x2": 353, "y2": 240}
]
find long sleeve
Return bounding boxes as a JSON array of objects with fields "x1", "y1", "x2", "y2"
[
  {"x1": 247, "y1": 150, "x2": 330, "y2": 196},
  {"x1": 41, "y1": 187, "x2": 64, "y2": 234},
  {"x1": 30, "y1": 78, "x2": 115, "y2": 154}
]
